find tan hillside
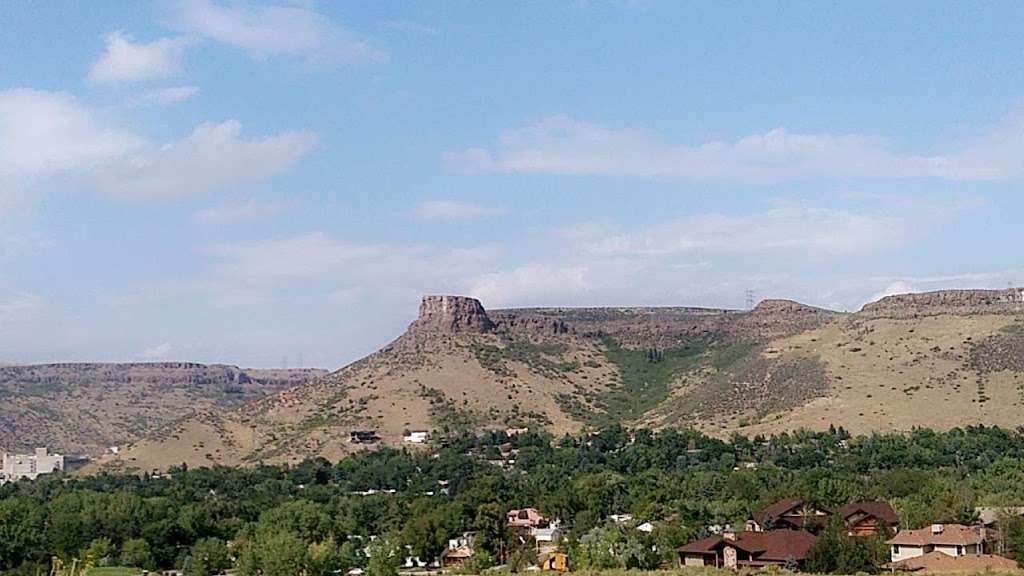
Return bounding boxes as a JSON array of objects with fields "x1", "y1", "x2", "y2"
[
  {"x1": 0, "y1": 363, "x2": 325, "y2": 456},
  {"x1": 100, "y1": 289, "x2": 1024, "y2": 472}
]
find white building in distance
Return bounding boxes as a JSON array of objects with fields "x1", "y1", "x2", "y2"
[{"x1": 1, "y1": 448, "x2": 64, "y2": 484}]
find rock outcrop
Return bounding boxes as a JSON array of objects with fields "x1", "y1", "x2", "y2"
[
  {"x1": 860, "y1": 288, "x2": 1024, "y2": 319},
  {"x1": 409, "y1": 295, "x2": 494, "y2": 333},
  {"x1": 737, "y1": 299, "x2": 845, "y2": 338}
]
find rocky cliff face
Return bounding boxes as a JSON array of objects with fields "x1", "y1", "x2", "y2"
[
  {"x1": 409, "y1": 295, "x2": 494, "y2": 333},
  {"x1": 860, "y1": 288, "x2": 1024, "y2": 318}
]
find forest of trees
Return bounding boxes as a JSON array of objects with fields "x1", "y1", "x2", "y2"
[{"x1": 4, "y1": 424, "x2": 1024, "y2": 575}]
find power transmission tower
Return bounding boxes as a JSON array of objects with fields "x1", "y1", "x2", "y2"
[{"x1": 745, "y1": 289, "x2": 756, "y2": 309}]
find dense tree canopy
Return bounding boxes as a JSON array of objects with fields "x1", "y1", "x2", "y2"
[{"x1": 3, "y1": 424, "x2": 1024, "y2": 575}]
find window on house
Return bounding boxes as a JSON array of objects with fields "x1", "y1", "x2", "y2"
[
  {"x1": 893, "y1": 545, "x2": 901, "y2": 554},
  {"x1": 957, "y1": 546, "x2": 964, "y2": 555}
]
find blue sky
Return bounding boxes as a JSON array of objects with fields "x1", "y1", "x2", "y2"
[{"x1": 3, "y1": 1, "x2": 1024, "y2": 368}]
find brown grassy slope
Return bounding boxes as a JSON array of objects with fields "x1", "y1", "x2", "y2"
[
  {"x1": 0, "y1": 363, "x2": 324, "y2": 456},
  {"x1": 96, "y1": 291, "x2": 1024, "y2": 472},
  {"x1": 100, "y1": 330, "x2": 617, "y2": 471},
  {"x1": 698, "y1": 314, "x2": 1024, "y2": 436}
]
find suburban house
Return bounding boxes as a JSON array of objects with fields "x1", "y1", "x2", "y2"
[
  {"x1": 441, "y1": 534, "x2": 475, "y2": 568},
  {"x1": 677, "y1": 529, "x2": 817, "y2": 569},
  {"x1": 884, "y1": 551, "x2": 1019, "y2": 573},
  {"x1": 747, "y1": 498, "x2": 830, "y2": 532},
  {"x1": 441, "y1": 545, "x2": 474, "y2": 568},
  {"x1": 531, "y1": 519, "x2": 562, "y2": 546},
  {"x1": 836, "y1": 500, "x2": 901, "y2": 536},
  {"x1": 887, "y1": 524, "x2": 988, "y2": 563},
  {"x1": 976, "y1": 506, "x2": 1024, "y2": 527},
  {"x1": 507, "y1": 508, "x2": 550, "y2": 529}
]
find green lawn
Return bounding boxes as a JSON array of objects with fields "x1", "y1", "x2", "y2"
[{"x1": 85, "y1": 567, "x2": 141, "y2": 576}]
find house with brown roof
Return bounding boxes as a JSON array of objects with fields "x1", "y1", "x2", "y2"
[
  {"x1": 747, "y1": 498, "x2": 830, "y2": 532},
  {"x1": 884, "y1": 551, "x2": 1019, "y2": 573},
  {"x1": 677, "y1": 529, "x2": 817, "y2": 569},
  {"x1": 507, "y1": 508, "x2": 550, "y2": 530},
  {"x1": 887, "y1": 524, "x2": 989, "y2": 564},
  {"x1": 836, "y1": 500, "x2": 900, "y2": 537},
  {"x1": 441, "y1": 545, "x2": 474, "y2": 568}
]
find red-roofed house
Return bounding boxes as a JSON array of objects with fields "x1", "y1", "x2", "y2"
[
  {"x1": 836, "y1": 500, "x2": 900, "y2": 537},
  {"x1": 677, "y1": 529, "x2": 817, "y2": 569},
  {"x1": 747, "y1": 498, "x2": 830, "y2": 532}
]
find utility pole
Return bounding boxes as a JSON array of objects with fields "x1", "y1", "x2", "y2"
[{"x1": 745, "y1": 289, "x2": 756, "y2": 310}]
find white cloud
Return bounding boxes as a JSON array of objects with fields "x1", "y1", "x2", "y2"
[
  {"x1": 130, "y1": 86, "x2": 200, "y2": 107},
  {"x1": 572, "y1": 204, "x2": 908, "y2": 259},
  {"x1": 88, "y1": 32, "x2": 192, "y2": 84},
  {"x1": 192, "y1": 198, "x2": 289, "y2": 224},
  {"x1": 96, "y1": 120, "x2": 317, "y2": 197},
  {"x1": 471, "y1": 265, "x2": 591, "y2": 307},
  {"x1": 449, "y1": 110, "x2": 1024, "y2": 182},
  {"x1": 174, "y1": 0, "x2": 384, "y2": 63},
  {"x1": 410, "y1": 200, "x2": 506, "y2": 220},
  {"x1": 207, "y1": 232, "x2": 384, "y2": 281},
  {"x1": 0, "y1": 89, "x2": 139, "y2": 177},
  {"x1": 138, "y1": 342, "x2": 174, "y2": 360}
]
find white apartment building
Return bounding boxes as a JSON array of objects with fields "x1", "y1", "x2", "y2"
[{"x1": 0, "y1": 447, "x2": 65, "y2": 484}]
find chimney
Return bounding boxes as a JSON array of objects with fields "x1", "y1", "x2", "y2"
[
  {"x1": 931, "y1": 524, "x2": 944, "y2": 534},
  {"x1": 723, "y1": 524, "x2": 736, "y2": 541}
]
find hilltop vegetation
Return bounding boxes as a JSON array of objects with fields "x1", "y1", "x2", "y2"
[{"x1": 6, "y1": 425, "x2": 1024, "y2": 575}]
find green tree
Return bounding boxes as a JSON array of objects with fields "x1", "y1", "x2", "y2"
[
  {"x1": 261, "y1": 532, "x2": 308, "y2": 576},
  {"x1": 569, "y1": 525, "x2": 622, "y2": 570},
  {"x1": 306, "y1": 539, "x2": 341, "y2": 576},
  {"x1": 190, "y1": 537, "x2": 230, "y2": 576},
  {"x1": 120, "y1": 538, "x2": 154, "y2": 570},
  {"x1": 83, "y1": 538, "x2": 115, "y2": 568},
  {"x1": 366, "y1": 534, "x2": 402, "y2": 576}
]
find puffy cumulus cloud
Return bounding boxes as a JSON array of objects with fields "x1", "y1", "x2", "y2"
[
  {"x1": 95, "y1": 120, "x2": 317, "y2": 197},
  {"x1": 469, "y1": 265, "x2": 592, "y2": 307},
  {"x1": 1, "y1": 91, "x2": 313, "y2": 200},
  {"x1": 173, "y1": 0, "x2": 384, "y2": 63},
  {"x1": 449, "y1": 109, "x2": 1024, "y2": 182},
  {"x1": 0, "y1": 89, "x2": 139, "y2": 177},
  {"x1": 410, "y1": 200, "x2": 506, "y2": 220},
  {"x1": 88, "y1": 32, "x2": 193, "y2": 84}
]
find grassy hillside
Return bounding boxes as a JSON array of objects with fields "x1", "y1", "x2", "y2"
[
  {"x1": 93, "y1": 291, "x2": 1024, "y2": 472},
  {"x1": 0, "y1": 363, "x2": 325, "y2": 456}
]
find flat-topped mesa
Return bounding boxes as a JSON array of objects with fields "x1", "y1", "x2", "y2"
[
  {"x1": 860, "y1": 288, "x2": 1024, "y2": 319},
  {"x1": 409, "y1": 295, "x2": 494, "y2": 333},
  {"x1": 737, "y1": 299, "x2": 844, "y2": 338}
]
